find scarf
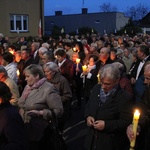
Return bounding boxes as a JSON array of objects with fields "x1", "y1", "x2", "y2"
[
  {"x1": 100, "y1": 85, "x2": 118, "y2": 103},
  {"x1": 22, "y1": 77, "x2": 46, "y2": 99},
  {"x1": 87, "y1": 64, "x2": 96, "y2": 72}
]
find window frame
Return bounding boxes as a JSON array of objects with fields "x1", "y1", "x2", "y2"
[{"x1": 10, "y1": 14, "x2": 29, "y2": 33}]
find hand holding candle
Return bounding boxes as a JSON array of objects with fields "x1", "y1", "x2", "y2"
[
  {"x1": 130, "y1": 109, "x2": 140, "y2": 150},
  {"x1": 76, "y1": 58, "x2": 80, "y2": 68}
]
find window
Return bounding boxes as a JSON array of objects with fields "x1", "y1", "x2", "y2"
[{"x1": 10, "y1": 14, "x2": 28, "y2": 32}]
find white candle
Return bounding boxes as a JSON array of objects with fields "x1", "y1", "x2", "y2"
[
  {"x1": 76, "y1": 58, "x2": 80, "y2": 63},
  {"x1": 97, "y1": 74, "x2": 100, "y2": 83},
  {"x1": 17, "y1": 69, "x2": 20, "y2": 77},
  {"x1": 130, "y1": 109, "x2": 140, "y2": 150},
  {"x1": 76, "y1": 58, "x2": 80, "y2": 75}
]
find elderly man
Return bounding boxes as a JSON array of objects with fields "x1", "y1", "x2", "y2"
[
  {"x1": 96, "y1": 47, "x2": 112, "y2": 71},
  {"x1": 122, "y1": 47, "x2": 133, "y2": 75},
  {"x1": 30, "y1": 42, "x2": 40, "y2": 64},
  {"x1": 0, "y1": 65, "x2": 20, "y2": 106},
  {"x1": 17, "y1": 48, "x2": 34, "y2": 94},
  {"x1": 41, "y1": 51, "x2": 54, "y2": 65},
  {"x1": 84, "y1": 64, "x2": 133, "y2": 150},
  {"x1": 127, "y1": 62, "x2": 150, "y2": 150}
]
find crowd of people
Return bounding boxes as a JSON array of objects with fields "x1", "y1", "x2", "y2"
[{"x1": 0, "y1": 32, "x2": 150, "y2": 150}]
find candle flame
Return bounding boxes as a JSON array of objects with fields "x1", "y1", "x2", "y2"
[
  {"x1": 134, "y1": 109, "x2": 140, "y2": 120},
  {"x1": 9, "y1": 50, "x2": 14, "y2": 55},
  {"x1": 17, "y1": 69, "x2": 20, "y2": 76},
  {"x1": 73, "y1": 47, "x2": 76, "y2": 52},
  {"x1": 76, "y1": 58, "x2": 80, "y2": 64},
  {"x1": 134, "y1": 109, "x2": 140, "y2": 116},
  {"x1": 82, "y1": 65, "x2": 87, "y2": 72}
]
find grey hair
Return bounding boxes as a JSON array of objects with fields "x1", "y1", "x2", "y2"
[
  {"x1": 39, "y1": 47, "x2": 48, "y2": 53},
  {"x1": 42, "y1": 43, "x2": 50, "y2": 49},
  {"x1": 0, "y1": 65, "x2": 8, "y2": 77},
  {"x1": 100, "y1": 64, "x2": 120, "y2": 81},
  {"x1": 0, "y1": 33, "x2": 4, "y2": 38},
  {"x1": 24, "y1": 64, "x2": 44, "y2": 79},
  {"x1": 43, "y1": 62, "x2": 59, "y2": 72},
  {"x1": 42, "y1": 51, "x2": 54, "y2": 61}
]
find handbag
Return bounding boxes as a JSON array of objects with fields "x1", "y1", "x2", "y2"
[{"x1": 44, "y1": 109, "x2": 67, "y2": 150}]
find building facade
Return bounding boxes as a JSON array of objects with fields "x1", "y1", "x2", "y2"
[
  {"x1": 45, "y1": 8, "x2": 129, "y2": 36},
  {"x1": 140, "y1": 12, "x2": 150, "y2": 34},
  {"x1": 0, "y1": 0, "x2": 44, "y2": 41}
]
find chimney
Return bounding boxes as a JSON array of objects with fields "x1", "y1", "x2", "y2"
[
  {"x1": 55, "y1": 11, "x2": 62, "y2": 16},
  {"x1": 82, "y1": 8, "x2": 88, "y2": 14}
]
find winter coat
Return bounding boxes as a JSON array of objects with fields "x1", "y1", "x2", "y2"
[
  {"x1": 18, "y1": 80, "x2": 63, "y2": 141},
  {"x1": 84, "y1": 84, "x2": 133, "y2": 150},
  {"x1": 0, "y1": 102, "x2": 26, "y2": 150}
]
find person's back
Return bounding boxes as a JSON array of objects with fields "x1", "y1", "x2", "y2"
[{"x1": 0, "y1": 81, "x2": 27, "y2": 150}]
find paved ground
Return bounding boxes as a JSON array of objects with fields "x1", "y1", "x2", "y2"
[{"x1": 63, "y1": 99, "x2": 87, "y2": 150}]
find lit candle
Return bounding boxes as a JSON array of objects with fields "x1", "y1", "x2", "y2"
[
  {"x1": 55, "y1": 55, "x2": 58, "y2": 59},
  {"x1": 9, "y1": 50, "x2": 14, "y2": 55},
  {"x1": 73, "y1": 47, "x2": 76, "y2": 52},
  {"x1": 76, "y1": 58, "x2": 80, "y2": 75},
  {"x1": 97, "y1": 74, "x2": 100, "y2": 83},
  {"x1": 130, "y1": 109, "x2": 140, "y2": 150},
  {"x1": 76, "y1": 58, "x2": 80, "y2": 65},
  {"x1": 82, "y1": 65, "x2": 87, "y2": 72},
  {"x1": 17, "y1": 69, "x2": 20, "y2": 77}
]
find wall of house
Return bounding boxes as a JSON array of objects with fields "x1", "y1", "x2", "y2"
[
  {"x1": 45, "y1": 11, "x2": 129, "y2": 36},
  {"x1": 116, "y1": 13, "x2": 129, "y2": 31},
  {"x1": 0, "y1": 0, "x2": 44, "y2": 41}
]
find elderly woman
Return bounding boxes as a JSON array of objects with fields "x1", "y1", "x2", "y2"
[
  {"x1": 0, "y1": 81, "x2": 26, "y2": 150},
  {"x1": 43, "y1": 62, "x2": 72, "y2": 132},
  {"x1": 84, "y1": 64, "x2": 133, "y2": 150},
  {"x1": 18, "y1": 64, "x2": 63, "y2": 150},
  {"x1": 38, "y1": 47, "x2": 48, "y2": 65}
]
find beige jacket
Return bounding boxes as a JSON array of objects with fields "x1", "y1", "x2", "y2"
[{"x1": 18, "y1": 81, "x2": 63, "y2": 123}]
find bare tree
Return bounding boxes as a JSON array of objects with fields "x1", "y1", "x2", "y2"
[
  {"x1": 125, "y1": 3, "x2": 149, "y2": 20},
  {"x1": 99, "y1": 2, "x2": 118, "y2": 12}
]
